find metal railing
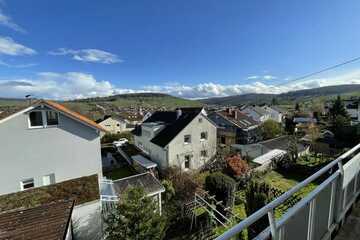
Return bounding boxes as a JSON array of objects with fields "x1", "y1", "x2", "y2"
[{"x1": 216, "y1": 143, "x2": 360, "y2": 240}]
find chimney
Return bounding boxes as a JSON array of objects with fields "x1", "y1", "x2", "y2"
[
  {"x1": 234, "y1": 110, "x2": 238, "y2": 120},
  {"x1": 228, "y1": 108, "x2": 232, "y2": 115},
  {"x1": 176, "y1": 108, "x2": 182, "y2": 119}
]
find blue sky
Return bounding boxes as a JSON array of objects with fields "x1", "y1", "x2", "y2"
[{"x1": 1, "y1": 0, "x2": 360, "y2": 99}]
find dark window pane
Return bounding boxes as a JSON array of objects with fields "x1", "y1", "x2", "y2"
[
  {"x1": 46, "y1": 111, "x2": 58, "y2": 125},
  {"x1": 29, "y1": 112, "x2": 43, "y2": 127}
]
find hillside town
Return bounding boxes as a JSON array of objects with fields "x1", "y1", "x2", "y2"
[
  {"x1": 2, "y1": 1, "x2": 360, "y2": 240},
  {"x1": 0, "y1": 94, "x2": 359, "y2": 240}
]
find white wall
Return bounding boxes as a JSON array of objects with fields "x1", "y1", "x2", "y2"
[
  {"x1": 0, "y1": 107, "x2": 102, "y2": 195},
  {"x1": 167, "y1": 114, "x2": 217, "y2": 170}
]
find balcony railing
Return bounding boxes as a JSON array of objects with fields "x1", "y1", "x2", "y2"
[{"x1": 216, "y1": 143, "x2": 360, "y2": 240}]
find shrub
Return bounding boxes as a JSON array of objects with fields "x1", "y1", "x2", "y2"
[
  {"x1": 260, "y1": 119, "x2": 282, "y2": 140},
  {"x1": 101, "y1": 132, "x2": 133, "y2": 144},
  {"x1": 205, "y1": 172, "x2": 236, "y2": 208},
  {"x1": 245, "y1": 180, "x2": 274, "y2": 239},
  {"x1": 225, "y1": 154, "x2": 250, "y2": 179},
  {"x1": 104, "y1": 187, "x2": 166, "y2": 240}
]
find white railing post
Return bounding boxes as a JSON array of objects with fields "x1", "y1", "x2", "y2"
[
  {"x1": 336, "y1": 161, "x2": 346, "y2": 225},
  {"x1": 267, "y1": 209, "x2": 278, "y2": 240},
  {"x1": 307, "y1": 199, "x2": 317, "y2": 240}
]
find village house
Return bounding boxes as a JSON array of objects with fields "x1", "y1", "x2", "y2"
[
  {"x1": 208, "y1": 108, "x2": 262, "y2": 145},
  {"x1": 96, "y1": 115, "x2": 134, "y2": 134},
  {"x1": 240, "y1": 105, "x2": 271, "y2": 123},
  {"x1": 0, "y1": 100, "x2": 105, "y2": 195},
  {"x1": 132, "y1": 108, "x2": 217, "y2": 170},
  {"x1": 262, "y1": 105, "x2": 284, "y2": 123}
]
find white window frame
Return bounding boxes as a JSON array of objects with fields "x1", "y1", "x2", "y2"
[
  {"x1": 20, "y1": 178, "x2": 34, "y2": 190},
  {"x1": 42, "y1": 173, "x2": 55, "y2": 186},
  {"x1": 28, "y1": 111, "x2": 45, "y2": 129},
  {"x1": 28, "y1": 110, "x2": 59, "y2": 129}
]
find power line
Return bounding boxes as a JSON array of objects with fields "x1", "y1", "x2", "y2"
[{"x1": 276, "y1": 56, "x2": 360, "y2": 86}]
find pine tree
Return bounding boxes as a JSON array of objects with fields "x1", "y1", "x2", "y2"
[
  {"x1": 330, "y1": 96, "x2": 349, "y2": 120},
  {"x1": 245, "y1": 181, "x2": 274, "y2": 239},
  {"x1": 103, "y1": 187, "x2": 167, "y2": 240}
]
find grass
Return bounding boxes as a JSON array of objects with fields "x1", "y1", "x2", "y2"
[
  {"x1": 104, "y1": 166, "x2": 136, "y2": 180},
  {"x1": 0, "y1": 175, "x2": 99, "y2": 211}
]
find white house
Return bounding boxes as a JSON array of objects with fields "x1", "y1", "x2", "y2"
[
  {"x1": 132, "y1": 108, "x2": 217, "y2": 170},
  {"x1": 262, "y1": 105, "x2": 283, "y2": 123},
  {"x1": 96, "y1": 115, "x2": 134, "y2": 134},
  {"x1": 0, "y1": 100, "x2": 105, "y2": 195},
  {"x1": 241, "y1": 105, "x2": 271, "y2": 123}
]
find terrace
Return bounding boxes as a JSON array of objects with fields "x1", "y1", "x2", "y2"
[{"x1": 216, "y1": 143, "x2": 360, "y2": 240}]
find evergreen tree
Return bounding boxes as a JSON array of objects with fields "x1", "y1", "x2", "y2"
[
  {"x1": 104, "y1": 187, "x2": 167, "y2": 240},
  {"x1": 295, "y1": 102, "x2": 300, "y2": 112},
  {"x1": 287, "y1": 135, "x2": 298, "y2": 163},
  {"x1": 329, "y1": 96, "x2": 349, "y2": 120},
  {"x1": 245, "y1": 181, "x2": 274, "y2": 239}
]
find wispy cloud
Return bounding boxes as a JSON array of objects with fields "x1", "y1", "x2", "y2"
[
  {"x1": 247, "y1": 74, "x2": 277, "y2": 80},
  {"x1": 0, "y1": 4, "x2": 26, "y2": 33},
  {"x1": 49, "y1": 48, "x2": 122, "y2": 64},
  {"x1": 0, "y1": 60, "x2": 36, "y2": 68},
  {"x1": 1, "y1": 70, "x2": 360, "y2": 100},
  {"x1": 0, "y1": 36, "x2": 36, "y2": 56}
]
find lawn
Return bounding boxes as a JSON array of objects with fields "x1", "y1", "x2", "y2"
[{"x1": 104, "y1": 166, "x2": 136, "y2": 180}]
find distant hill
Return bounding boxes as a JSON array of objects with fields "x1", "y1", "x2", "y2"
[
  {"x1": 201, "y1": 84, "x2": 360, "y2": 105},
  {"x1": 0, "y1": 93, "x2": 202, "y2": 121},
  {"x1": 71, "y1": 93, "x2": 202, "y2": 108}
]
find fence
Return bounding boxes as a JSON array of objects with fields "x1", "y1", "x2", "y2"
[{"x1": 216, "y1": 142, "x2": 360, "y2": 240}]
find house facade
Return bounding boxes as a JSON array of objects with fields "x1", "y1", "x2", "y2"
[
  {"x1": 241, "y1": 105, "x2": 270, "y2": 123},
  {"x1": 96, "y1": 115, "x2": 134, "y2": 134},
  {"x1": 0, "y1": 100, "x2": 104, "y2": 195},
  {"x1": 262, "y1": 105, "x2": 283, "y2": 123},
  {"x1": 208, "y1": 109, "x2": 262, "y2": 145},
  {"x1": 133, "y1": 108, "x2": 217, "y2": 170}
]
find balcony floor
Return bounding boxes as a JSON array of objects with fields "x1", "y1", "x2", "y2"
[{"x1": 334, "y1": 202, "x2": 360, "y2": 240}]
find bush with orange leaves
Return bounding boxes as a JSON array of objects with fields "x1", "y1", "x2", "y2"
[{"x1": 225, "y1": 153, "x2": 250, "y2": 178}]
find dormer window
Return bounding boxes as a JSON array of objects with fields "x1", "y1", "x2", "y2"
[
  {"x1": 46, "y1": 111, "x2": 59, "y2": 126},
  {"x1": 29, "y1": 110, "x2": 59, "y2": 128},
  {"x1": 29, "y1": 111, "x2": 43, "y2": 127}
]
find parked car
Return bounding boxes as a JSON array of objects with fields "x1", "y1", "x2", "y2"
[{"x1": 113, "y1": 138, "x2": 128, "y2": 147}]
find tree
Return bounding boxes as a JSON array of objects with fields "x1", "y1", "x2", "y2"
[
  {"x1": 295, "y1": 102, "x2": 300, "y2": 112},
  {"x1": 245, "y1": 181, "x2": 274, "y2": 239},
  {"x1": 271, "y1": 97, "x2": 278, "y2": 105},
  {"x1": 205, "y1": 172, "x2": 236, "y2": 208},
  {"x1": 307, "y1": 123, "x2": 320, "y2": 149},
  {"x1": 287, "y1": 135, "x2": 298, "y2": 164},
  {"x1": 333, "y1": 115, "x2": 350, "y2": 139},
  {"x1": 225, "y1": 154, "x2": 250, "y2": 179},
  {"x1": 103, "y1": 187, "x2": 166, "y2": 240},
  {"x1": 161, "y1": 179, "x2": 175, "y2": 202},
  {"x1": 329, "y1": 96, "x2": 349, "y2": 120},
  {"x1": 260, "y1": 119, "x2": 282, "y2": 139}
]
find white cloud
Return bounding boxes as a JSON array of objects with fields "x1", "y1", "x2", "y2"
[
  {"x1": 49, "y1": 48, "x2": 121, "y2": 64},
  {"x1": 1, "y1": 69, "x2": 360, "y2": 100},
  {"x1": 0, "y1": 72, "x2": 140, "y2": 100},
  {"x1": 0, "y1": 5, "x2": 25, "y2": 33},
  {"x1": 247, "y1": 75, "x2": 277, "y2": 80},
  {"x1": 0, "y1": 36, "x2": 36, "y2": 56}
]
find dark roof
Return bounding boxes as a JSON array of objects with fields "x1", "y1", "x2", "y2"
[
  {"x1": 216, "y1": 110, "x2": 259, "y2": 129},
  {"x1": 0, "y1": 200, "x2": 74, "y2": 240},
  {"x1": 113, "y1": 172, "x2": 165, "y2": 196},
  {"x1": 150, "y1": 108, "x2": 202, "y2": 147},
  {"x1": 260, "y1": 135, "x2": 308, "y2": 152},
  {"x1": 143, "y1": 111, "x2": 178, "y2": 124}
]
